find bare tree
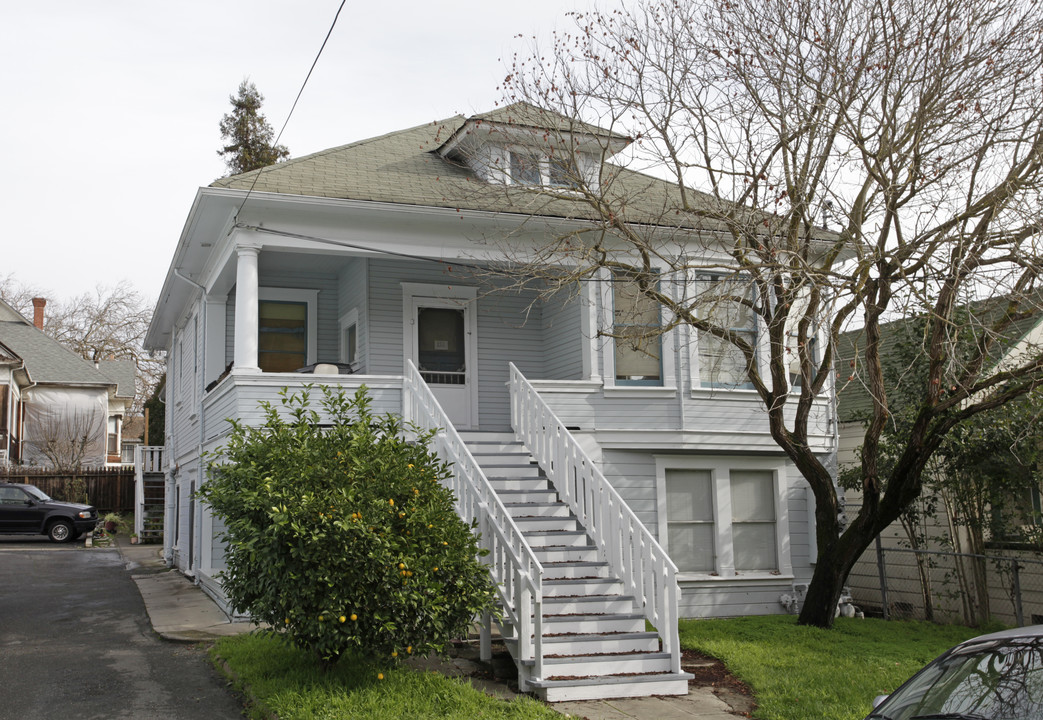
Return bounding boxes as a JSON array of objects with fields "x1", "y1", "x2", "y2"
[
  {"x1": 22, "y1": 403, "x2": 105, "y2": 472},
  {"x1": 489, "y1": 0, "x2": 1043, "y2": 627},
  {"x1": 0, "y1": 277, "x2": 163, "y2": 413}
]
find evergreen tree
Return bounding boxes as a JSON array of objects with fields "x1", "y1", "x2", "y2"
[{"x1": 217, "y1": 80, "x2": 289, "y2": 176}]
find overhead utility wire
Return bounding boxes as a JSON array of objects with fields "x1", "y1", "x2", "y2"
[
  {"x1": 236, "y1": 224, "x2": 486, "y2": 271},
  {"x1": 233, "y1": 0, "x2": 348, "y2": 224}
]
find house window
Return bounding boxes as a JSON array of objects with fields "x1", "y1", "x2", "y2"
[
  {"x1": 697, "y1": 275, "x2": 756, "y2": 388},
  {"x1": 258, "y1": 300, "x2": 308, "y2": 372},
  {"x1": 613, "y1": 274, "x2": 662, "y2": 385},
  {"x1": 339, "y1": 308, "x2": 359, "y2": 368},
  {"x1": 730, "y1": 470, "x2": 777, "y2": 572},
  {"x1": 788, "y1": 334, "x2": 818, "y2": 388},
  {"x1": 510, "y1": 151, "x2": 541, "y2": 186},
  {"x1": 547, "y1": 155, "x2": 580, "y2": 189},
  {"x1": 107, "y1": 416, "x2": 120, "y2": 456},
  {"x1": 665, "y1": 469, "x2": 715, "y2": 572},
  {"x1": 657, "y1": 457, "x2": 789, "y2": 577}
]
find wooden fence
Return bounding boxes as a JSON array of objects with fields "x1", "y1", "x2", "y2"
[{"x1": 0, "y1": 467, "x2": 135, "y2": 514}]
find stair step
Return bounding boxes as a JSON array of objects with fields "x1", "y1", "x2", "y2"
[
  {"x1": 497, "y1": 488, "x2": 560, "y2": 503},
  {"x1": 543, "y1": 577, "x2": 625, "y2": 596},
  {"x1": 543, "y1": 594, "x2": 635, "y2": 615},
  {"x1": 542, "y1": 631, "x2": 661, "y2": 655},
  {"x1": 541, "y1": 612, "x2": 646, "y2": 634},
  {"x1": 482, "y1": 465, "x2": 544, "y2": 479},
  {"x1": 489, "y1": 477, "x2": 550, "y2": 491},
  {"x1": 457, "y1": 431, "x2": 517, "y2": 442},
  {"x1": 541, "y1": 560, "x2": 612, "y2": 579},
  {"x1": 532, "y1": 544, "x2": 600, "y2": 562},
  {"x1": 544, "y1": 651, "x2": 673, "y2": 677},
  {"x1": 525, "y1": 530, "x2": 590, "y2": 547},
  {"x1": 514, "y1": 516, "x2": 579, "y2": 532},
  {"x1": 505, "y1": 502, "x2": 571, "y2": 518},
  {"x1": 531, "y1": 673, "x2": 692, "y2": 702}
]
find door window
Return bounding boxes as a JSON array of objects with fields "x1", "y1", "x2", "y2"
[{"x1": 417, "y1": 307, "x2": 466, "y2": 385}]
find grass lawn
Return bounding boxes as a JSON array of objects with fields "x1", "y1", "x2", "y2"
[
  {"x1": 210, "y1": 633, "x2": 563, "y2": 720},
  {"x1": 679, "y1": 615, "x2": 994, "y2": 720}
]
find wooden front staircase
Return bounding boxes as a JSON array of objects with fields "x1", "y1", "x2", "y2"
[{"x1": 461, "y1": 431, "x2": 691, "y2": 702}]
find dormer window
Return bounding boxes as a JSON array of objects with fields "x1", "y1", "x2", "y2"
[
  {"x1": 507, "y1": 149, "x2": 581, "y2": 190},
  {"x1": 510, "y1": 151, "x2": 541, "y2": 186},
  {"x1": 435, "y1": 103, "x2": 632, "y2": 194}
]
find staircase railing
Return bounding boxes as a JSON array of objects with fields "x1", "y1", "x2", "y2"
[
  {"x1": 133, "y1": 445, "x2": 165, "y2": 536},
  {"x1": 509, "y1": 363, "x2": 682, "y2": 673},
  {"x1": 403, "y1": 361, "x2": 545, "y2": 681}
]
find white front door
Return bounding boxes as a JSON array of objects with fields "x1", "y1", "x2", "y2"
[{"x1": 403, "y1": 284, "x2": 478, "y2": 429}]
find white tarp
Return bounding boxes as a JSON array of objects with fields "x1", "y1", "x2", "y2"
[{"x1": 22, "y1": 386, "x2": 108, "y2": 468}]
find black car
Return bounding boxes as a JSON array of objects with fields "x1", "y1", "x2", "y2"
[
  {"x1": 0, "y1": 482, "x2": 98, "y2": 542},
  {"x1": 866, "y1": 624, "x2": 1043, "y2": 719}
]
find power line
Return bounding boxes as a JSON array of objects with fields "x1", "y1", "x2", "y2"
[{"x1": 233, "y1": 0, "x2": 348, "y2": 224}]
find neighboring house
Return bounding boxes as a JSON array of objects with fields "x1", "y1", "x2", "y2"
[
  {"x1": 837, "y1": 305, "x2": 1043, "y2": 625},
  {"x1": 0, "y1": 337, "x2": 31, "y2": 466},
  {"x1": 96, "y1": 358, "x2": 138, "y2": 465},
  {"x1": 145, "y1": 103, "x2": 835, "y2": 700},
  {"x1": 0, "y1": 298, "x2": 134, "y2": 469}
]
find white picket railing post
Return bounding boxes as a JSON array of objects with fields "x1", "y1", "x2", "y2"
[
  {"x1": 507, "y1": 362, "x2": 682, "y2": 675},
  {"x1": 402, "y1": 361, "x2": 544, "y2": 681}
]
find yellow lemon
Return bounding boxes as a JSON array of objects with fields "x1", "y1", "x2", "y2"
[
  {"x1": 377, "y1": 673, "x2": 384, "y2": 680},
  {"x1": 318, "y1": 615, "x2": 324, "y2": 622},
  {"x1": 392, "y1": 650, "x2": 398, "y2": 657},
  {"x1": 351, "y1": 613, "x2": 358, "y2": 621},
  {"x1": 407, "y1": 646, "x2": 412, "y2": 654},
  {"x1": 389, "y1": 499, "x2": 394, "y2": 506},
  {"x1": 339, "y1": 615, "x2": 346, "y2": 623}
]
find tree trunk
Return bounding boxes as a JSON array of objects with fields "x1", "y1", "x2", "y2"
[{"x1": 798, "y1": 518, "x2": 880, "y2": 628}]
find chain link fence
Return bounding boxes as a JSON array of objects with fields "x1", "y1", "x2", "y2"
[{"x1": 846, "y1": 543, "x2": 1043, "y2": 627}]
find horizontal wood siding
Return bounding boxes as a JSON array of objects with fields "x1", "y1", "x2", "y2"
[
  {"x1": 536, "y1": 385, "x2": 832, "y2": 452},
  {"x1": 541, "y1": 291, "x2": 583, "y2": 380},
  {"x1": 678, "y1": 581, "x2": 800, "y2": 618},
  {"x1": 201, "y1": 376, "x2": 404, "y2": 446},
  {"x1": 367, "y1": 259, "x2": 545, "y2": 431},
  {"x1": 477, "y1": 286, "x2": 544, "y2": 431},
  {"x1": 599, "y1": 450, "x2": 659, "y2": 534}
]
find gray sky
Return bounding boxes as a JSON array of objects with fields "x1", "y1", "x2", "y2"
[{"x1": 2, "y1": 0, "x2": 586, "y2": 304}]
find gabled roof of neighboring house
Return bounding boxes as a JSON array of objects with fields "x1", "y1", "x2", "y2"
[
  {"x1": 0, "y1": 300, "x2": 116, "y2": 389},
  {"x1": 209, "y1": 102, "x2": 726, "y2": 230},
  {"x1": 837, "y1": 294, "x2": 1043, "y2": 422},
  {"x1": 97, "y1": 359, "x2": 137, "y2": 402}
]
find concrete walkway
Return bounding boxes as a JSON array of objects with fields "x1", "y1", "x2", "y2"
[{"x1": 115, "y1": 536, "x2": 750, "y2": 719}]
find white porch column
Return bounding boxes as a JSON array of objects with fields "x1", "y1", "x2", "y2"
[
  {"x1": 204, "y1": 294, "x2": 227, "y2": 385},
  {"x1": 233, "y1": 244, "x2": 261, "y2": 372}
]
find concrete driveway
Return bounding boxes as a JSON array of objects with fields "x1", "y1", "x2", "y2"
[{"x1": 0, "y1": 537, "x2": 244, "y2": 719}]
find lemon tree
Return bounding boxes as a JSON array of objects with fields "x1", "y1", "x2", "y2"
[{"x1": 200, "y1": 385, "x2": 496, "y2": 664}]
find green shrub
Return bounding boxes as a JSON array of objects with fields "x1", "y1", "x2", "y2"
[{"x1": 199, "y1": 385, "x2": 496, "y2": 665}]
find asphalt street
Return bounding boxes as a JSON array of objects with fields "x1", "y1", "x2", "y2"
[{"x1": 0, "y1": 537, "x2": 244, "y2": 719}]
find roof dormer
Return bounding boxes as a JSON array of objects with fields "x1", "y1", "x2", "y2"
[{"x1": 436, "y1": 102, "x2": 631, "y2": 192}]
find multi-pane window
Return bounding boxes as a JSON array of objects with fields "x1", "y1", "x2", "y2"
[
  {"x1": 613, "y1": 274, "x2": 662, "y2": 384},
  {"x1": 730, "y1": 470, "x2": 777, "y2": 572},
  {"x1": 258, "y1": 300, "x2": 308, "y2": 372},
  {"x1": 660, "y1": 462, "x2": 782, "y2": 576},
  {"x1": 697, "y1": 275, "x2": 756, "y2": 387},
  {"x1": 665, "y1": 469, "x2": 715, "y2": 573},
  {"x1": 509, "y1": 151, "x2": 541, "y2": 186}
]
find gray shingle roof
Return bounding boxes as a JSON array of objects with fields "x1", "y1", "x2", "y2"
[
  {"x1": 837, "y1": 296, "x2": 1043, "y2": 422},
  {"x1": 97, "y1": 359, "x2": 137, "y2": 399},
  {"x1": 0, "y1": 321, "x2": 113, "y2": 387},
  {"x1": 209, "y1": 104, "x2": 728, "y2": 230}
]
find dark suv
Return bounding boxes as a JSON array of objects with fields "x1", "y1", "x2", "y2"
[{"x1": 0, "y1": 482, "x2": 99, "y2": 542}]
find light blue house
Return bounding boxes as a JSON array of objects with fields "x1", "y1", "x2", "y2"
[{"x1": 145, "y1": 103, "x2": 834, "y2": 701}]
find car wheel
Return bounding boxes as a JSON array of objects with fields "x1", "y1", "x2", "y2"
[{"x1": 47, "y1": 520, "x2": 74, "y2": 543}]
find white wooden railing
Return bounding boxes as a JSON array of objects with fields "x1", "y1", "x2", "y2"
[
  {"x1": 403, "y1": 361, "x2": 545, "y2": 681},
  {"x1": 509, "y1": 363, "x2": 683, "y2": 673},
  {"x1": 133, "y1": 445, "x2": 165, "y2": 536}
]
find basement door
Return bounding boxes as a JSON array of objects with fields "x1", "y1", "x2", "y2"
[{"x1": 403, "y1": 284, "x2": 478, "y2": 430}]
